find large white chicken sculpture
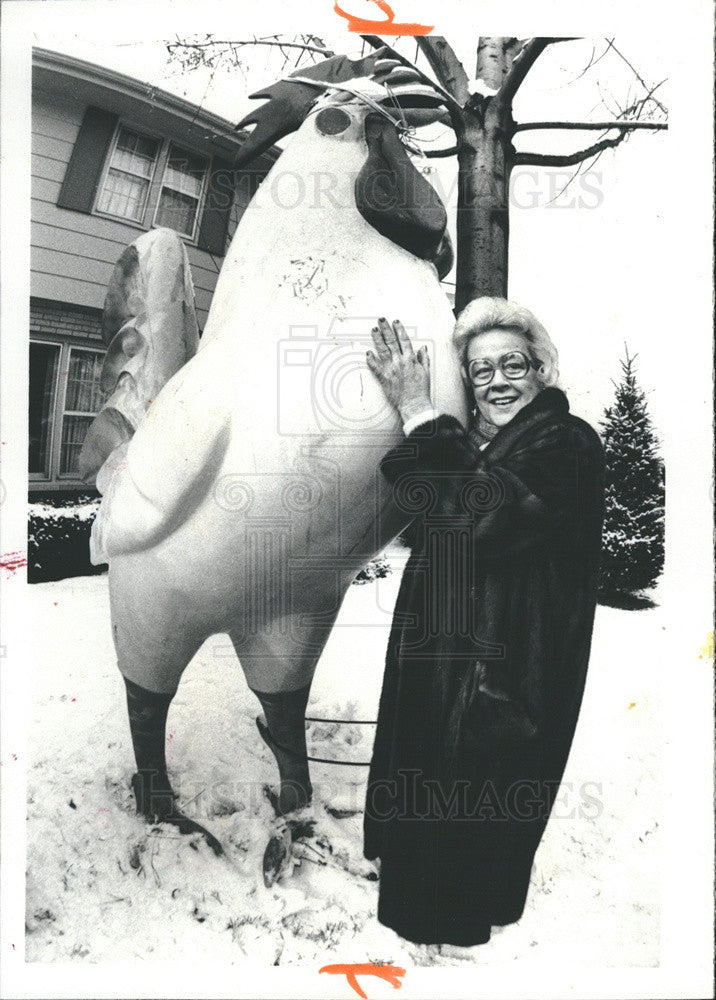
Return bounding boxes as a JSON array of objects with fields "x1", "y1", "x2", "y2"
[{"x1": 83, "y1": 50, "x2": 467, "y2": 873}]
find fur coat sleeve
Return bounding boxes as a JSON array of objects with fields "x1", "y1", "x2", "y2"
[{"x1": 380, "y1": 407, "x2": 602, "y2": 558}]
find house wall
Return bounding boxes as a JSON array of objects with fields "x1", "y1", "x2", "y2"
[
  {"x1": 29, "y1": 57, "x2": 279, "y2": 494},
  {"x1": 30, "y1": 298, "x2": 104, "y2": 343},
  {"x1": 31, "y1": 87, "x2": 232, "y2": 328},
  {"x1": 28, "y1": 48, "x2": 293, "y2": 501}
]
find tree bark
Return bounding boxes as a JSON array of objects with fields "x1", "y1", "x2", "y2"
[
  {"x1": 455, "y1": 110, "x2": 513, "y2": 309},
  {"x1": 454, "y1": 39, "x2": 518, "y2": 310}
]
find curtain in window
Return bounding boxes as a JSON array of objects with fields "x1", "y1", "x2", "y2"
[
  {"x1": 97, "y1": 172, "x2": 149, "y2": 221},
  {"x1": 65, "y1": 351, "x2": 104, "y2": 413},
  {"x1": 96, "y1": 127, "x2": 159, "y2": 223},
  {"x1": 60, "y1": 351, "x2": 104, "y2": 475},
  {"x1": 60, "y1": 416, "x2": 94, "y2": 476},
  {"x1": 155, "y1": 147, "x2": 206, "y2": 236}
]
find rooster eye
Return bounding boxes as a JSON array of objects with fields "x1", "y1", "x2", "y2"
[{"x1": 315, "y1": 107, "x2": 352, "y2": 135}]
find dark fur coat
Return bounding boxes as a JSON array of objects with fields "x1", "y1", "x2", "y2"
[{"x1": 363, "y1": 388, "x2": 605, "y2": 946}]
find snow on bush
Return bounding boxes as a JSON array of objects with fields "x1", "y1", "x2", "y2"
[{"x1": 28, "y1": 496, "x2": 105, "y2": 583}]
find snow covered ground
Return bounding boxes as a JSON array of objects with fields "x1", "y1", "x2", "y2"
[{"x1": 25, "y1": 547, "x2": 662, "y2": 966}]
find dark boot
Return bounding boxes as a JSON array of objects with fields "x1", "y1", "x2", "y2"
[
  {"x1": 252, "y1": 684, "x2": 313, "y2": 815},
  {"x1": 123, "y1": 677, "x2": 223, "y2": 855}
]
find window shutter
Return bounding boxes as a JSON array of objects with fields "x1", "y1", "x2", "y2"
[
  {"x1": 57, "y1": 106, "x2": 119, "y2": 213},
  {"x1": 197, "y1": 155, "x2": 236, "y2": 256}
]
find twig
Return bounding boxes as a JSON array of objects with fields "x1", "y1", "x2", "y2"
[
  {"x1": 566, "y1": 41, "x2": 605, "y2": 85},
  {"x1": 603, "y1": 39, "x2": 668, "y2": 115},
  {"x1": 541, "y1": 156, "x2": 589, "y2": 205},
  {"x1": 167, "y1": 38, "x2": 335, "y2": 58},
  {"x1": 499, "y1": 37, "x2": 579, "y2": 107},
  {"x1": 179, "y1": 786, "x2": 207, "y2": 809}
]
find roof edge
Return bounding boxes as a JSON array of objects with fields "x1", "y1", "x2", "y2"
[{"x1": 32, "y1": 46, "x2": 280, "y2": 162}]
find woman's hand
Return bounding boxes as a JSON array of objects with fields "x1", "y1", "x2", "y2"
[{"x1": 366, "y1": 317, "x2": 432, "y2": 422}]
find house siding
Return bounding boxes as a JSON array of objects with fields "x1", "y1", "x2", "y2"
[
  {"x1": 29, "y1": 49, "x2": 280, "y2": 495},
  {"x1": 31, "y1": 87, "x2": 239, "y2": 328}
]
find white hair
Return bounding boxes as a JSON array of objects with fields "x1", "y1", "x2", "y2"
[{"x1": 453, "y1": 297, "x2": 560, "y2": 387}]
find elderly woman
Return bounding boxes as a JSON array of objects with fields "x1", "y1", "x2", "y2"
[{"x1": 363, "y1": 297, "x2": 605, "y2": 947}]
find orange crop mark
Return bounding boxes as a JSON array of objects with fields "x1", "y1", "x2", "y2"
[
  {"x1": 319, "y1": 963, "x2": 406, "y2": 999},
  {"x1": 334, "y1": 0, "x2": 434, "y2": 35},
  {"x1": 626, "y1": 701, "x2": 636, "y2": 710}
]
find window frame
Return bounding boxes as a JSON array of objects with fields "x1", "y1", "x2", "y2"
[
  {"x1": 56, "y1": 345, "x2": 106, "y2": 480},
  {"x1": 29, "y1": 338, "x2": 106, "y2": 484},
  {"x1": 28, "y1": 338, "x2": 62, "y2": 483},
  {"x1": 93, "y1": 120, "x2": 209, "y2": 245},
  {"x1": 151, "y1": 142, "x2": 209, "y2": 243},
  {"x1": 93, "y1": 121, "x2": 162, "y2": 227}
]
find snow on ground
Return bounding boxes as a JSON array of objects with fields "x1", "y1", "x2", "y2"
[{"x1": 25, "y1": 546, "x2": 661, "y2": 966}]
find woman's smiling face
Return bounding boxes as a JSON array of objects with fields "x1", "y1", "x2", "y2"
[{"x1": 466, "y1": 327, "x2": 543, "y2": 429}]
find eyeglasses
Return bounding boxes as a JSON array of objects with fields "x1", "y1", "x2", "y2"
[{"x1": 466, "y1": 350, "x2": 536, "y2": 387}]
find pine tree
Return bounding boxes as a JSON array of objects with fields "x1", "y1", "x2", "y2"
[{"x1": 599, "y1": 349, "x2": 665, "y2": 597}]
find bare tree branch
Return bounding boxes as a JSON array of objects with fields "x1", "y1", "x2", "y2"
[
  {"x1": 514, "y1": 120, "x2": 668, "y2": 132},
  {"x1": 596, "y1": 79, "x2": 622, "y2": 119},
  {"x1": 515, "y1": 131, "x2": 629, "y2": 167},
  {"x1": 617, "y1": 79, "x2": 668, "y2": 123},
  {"x1": 567, "y1": 40, "x2": 605, "y2": 85},
  {"x1": 423, "y1": 145, "x2": 459, "y2": 157},
  {"x1": 498, "y1": 37, "x2": 579, "y2": 106},
  {"x1": 542, "y1": 156, "x2": 590, "y2": 205},
  {"x1": 519, "y1": 61, "x2": 668, "y2": 179},
  {"x1": 166, "y1": 37, "x2": 335, "y2": 59},
  {"x1": 415, "y1": 36, "x2": 470, "y2": 104},
  {"x1": 603, "y1": 38, "x2": 668, "y2": 115},
  {"x1": 503, "y1": 37, "x2": 530, "y2": 60}
]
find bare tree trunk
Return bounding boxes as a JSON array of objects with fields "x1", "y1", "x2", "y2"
[
  {"x1": 455, "y1": 113, "x2": 513, "y2": 309},
  {"x1": 454, "y1": 38, "x2": 516, "y2": 312}
]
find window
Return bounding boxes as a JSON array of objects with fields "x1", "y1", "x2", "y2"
[
  {"x1": 60, "y1": 107, "x2": 251, "y2": 255},
  {"x1": 94, "y1": 124, "x2": 208, "y2": 241},
  {"x1": 154, "y1": 145, "x2": 207, "y2": 238},
  {"x1": 96, "y1": 126, "x2": 160, "y2": 223},
  {"x1": 29, "y1": 340, "x2": 105, "y2": 482},
  {"x1": 59, "y1": 349, "x2": 104, "y2": 477},
  {"x1": 29, "y1": 342, "x2": 60, "y2": 478}
]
